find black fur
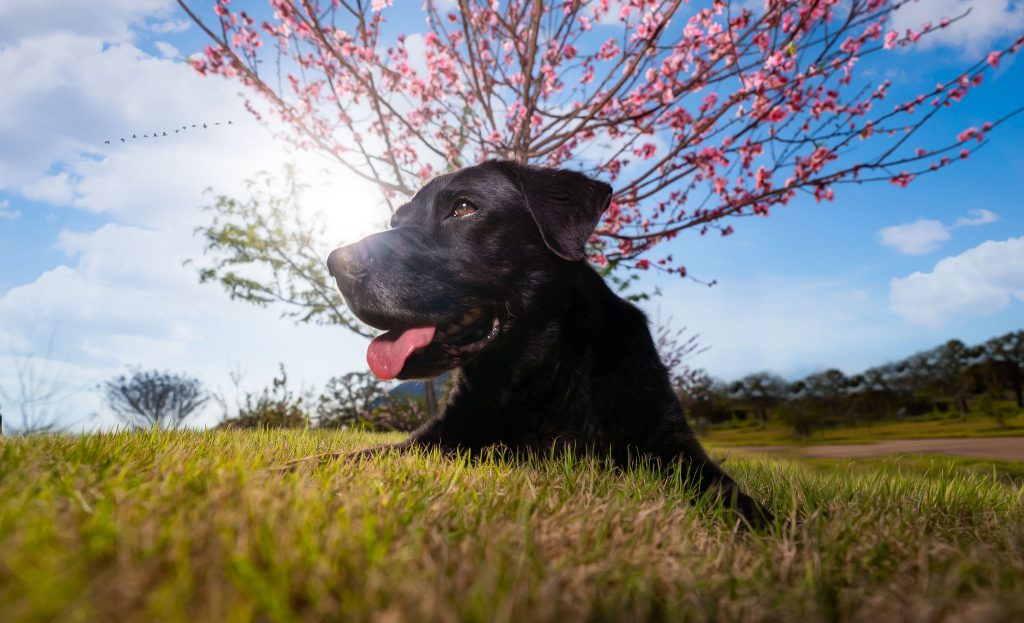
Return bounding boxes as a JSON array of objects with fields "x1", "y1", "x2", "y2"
[{"x1": 327, "y1": 160, "x2": 771, "y2": 525}]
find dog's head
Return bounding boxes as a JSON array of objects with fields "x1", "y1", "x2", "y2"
[{"x1": 327, "y1": 160, "x2": 612, "y2": 380}]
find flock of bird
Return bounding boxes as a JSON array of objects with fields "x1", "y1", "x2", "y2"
[{"x1": 104, "y1": 121, "x2": 234, "y2": 144}]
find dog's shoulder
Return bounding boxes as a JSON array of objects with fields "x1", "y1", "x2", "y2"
[{"x1": 565, "y1": 266, "x2": 664, "y2": 368}]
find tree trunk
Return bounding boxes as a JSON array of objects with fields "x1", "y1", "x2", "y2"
[
  {"x1": 958, "y1": 394, "x2": 969, "y2": 420},
  {"x1": 424, "y1": 381, "x2": 438, "y2": 420},
  {"x1": 1012, "y1": 366, "x2": 1023, "y2": 408}
]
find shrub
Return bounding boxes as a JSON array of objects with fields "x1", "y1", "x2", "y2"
[{"x1": 219, "y1": 365, "x2": 308, "y2": 429}]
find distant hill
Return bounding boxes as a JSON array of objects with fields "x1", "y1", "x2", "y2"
[
  {"x1": 370, "y1": 371, "x2": 453, "y2": 409},
  {"x1": 388, "y1": 371, "x2": 452, "y2": 400}
]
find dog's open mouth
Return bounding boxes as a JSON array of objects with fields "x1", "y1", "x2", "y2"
[{"x1": 366, "y1": 307, "x2": 500, "y2": 380}]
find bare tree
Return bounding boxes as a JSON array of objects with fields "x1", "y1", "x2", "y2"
[
  {"x1": 0, "y1": 345, "x2": 83, "y2": 434},
  {"x1": 103, "y1": 370, "x2": 209, "y2": 430}
]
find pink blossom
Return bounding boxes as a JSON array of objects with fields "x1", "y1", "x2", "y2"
[
  {"x1": 186, "y1": 0, "x2": 1013, "y2": 274},
  {"x1": 987, "y1": 51, "x2": 1002, "y2": 68},
  {"x1": 890, "y1": 172, "x2": 914, "y2": 188},
  {"x1": 957, "y1": 127, "x2": 978, "y2": 143}
]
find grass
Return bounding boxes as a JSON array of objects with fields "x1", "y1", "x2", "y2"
[
  {"x1": 2, "y1": 430, "x2": 1023, "y2": 622},
  {"x1": 700, "y1": 413, "x2": 1024, "y2": 446}
]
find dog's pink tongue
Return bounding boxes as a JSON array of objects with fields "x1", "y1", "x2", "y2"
[{"x1": 366, "y1": 326, "x2": 436, "y2": 380}]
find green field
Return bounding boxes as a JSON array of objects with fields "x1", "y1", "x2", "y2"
[
  {"x1": 700, "y1": 413, "x2": 1024, "y2": 446},
  {"x1": 2, "y1": 430, "x2": 1023, "y2": 622}
]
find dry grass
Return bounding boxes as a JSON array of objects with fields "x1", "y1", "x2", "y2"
[{"x1": 2, "y1": 430, "x2": 1023, "y2": 622}]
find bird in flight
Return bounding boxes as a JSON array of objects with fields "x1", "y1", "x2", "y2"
[{"x1": 105, "y1": 121, "x2": 234, "y2": 145}]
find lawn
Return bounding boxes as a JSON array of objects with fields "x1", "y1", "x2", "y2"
[
  {"x1": 700, "y1": 413, "x2": 1024, "y2": 446},
  {"x1": 2, "y1": 430, "x2": 1023, "y2": 622}
]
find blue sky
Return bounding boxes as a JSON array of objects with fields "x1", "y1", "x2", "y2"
[{"x1": 0, "y1": 0, "x2": 1022, "y2": 431}]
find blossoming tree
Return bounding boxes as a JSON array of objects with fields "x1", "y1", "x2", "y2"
[{"x1": 180, "y1": 0, "x2": 1022, "y2": 319}]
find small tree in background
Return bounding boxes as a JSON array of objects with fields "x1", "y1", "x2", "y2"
[
  {"x1": 654, "y1": 316, "x2": 708, "y2": 403},
  {"x1": 317, "y1": 371, "x2": 388, "y2": 428},
  {"x1": 730, "y1": 372, "x2": 786, "y2": 429},
  {"x1": 924, "y1": 339, "x2": 976, "y2": 419},
  {"x1": 372, "y1": 397, "x2": 432, "y2": 432},
  {"x1": 0, "y1": 353, "x2": 79, "y2": 434},
  {"x1": 982, "y1": 331, "x2": 1024, "y2": 408},
  {"x1": 675, "y1": 368, "x2": 725, "y2": 434},
  {"x1": 103, "y1": 370, "x2": 209, "y2": 430},
  {"x1": 220, "y1": 364, "x2": 309, "y2": 429}
]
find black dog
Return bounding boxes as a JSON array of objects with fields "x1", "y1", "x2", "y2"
[{"x1": 327, "y1": 160, "x2": 770, "y2": 525}]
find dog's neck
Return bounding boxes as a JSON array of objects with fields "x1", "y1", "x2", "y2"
[{"x1": 450, "y1": 263, "x2": 618, "y2": 411}]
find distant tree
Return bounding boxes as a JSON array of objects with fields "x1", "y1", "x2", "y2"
[
  {"x1": 847, "y1": 366, "x2": 898, "y2": 422},
  {"x1": 317, "y1": 371, "x2": 388, "y2": 428},
  {"x1": 971, "y1": 394, "x2": 1016, "y2": 430},
  {"x1": 730, "y1": 372, "x2": 786, "y2": 429},
  {"x1": 220, "y1": 365, "x2": 308, "y2": 429},
  {"x1": 774, "y1": 399, "x2": 816, "y2": 438},
  {"x1": 103, "y1": 370, "x2": 209, "y2": 430},
  {"x1": 676, "y1": 368, "x2": 726, "y2": 434},
  {"x1": 924, "y1": 340, "x2": 976, "y2": 418},
  {"x1": 982, "y1": 331, "x2": 1024, "y2": 408},
  {"x1": 375, "y1": 397, "x2": 433, "y2": 433},
  {"x1": 1, "y1": 355, "x2": 71, "y2": 434},
  {"x1": 800, "y1": 368, "x2": 853, "y2": 426}
]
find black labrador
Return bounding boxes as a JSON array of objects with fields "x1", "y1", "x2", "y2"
[{"x1": 326, "y1": 160, "x2": 771, "y2": 525}]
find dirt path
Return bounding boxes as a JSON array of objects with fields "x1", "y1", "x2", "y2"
[{"x1": 731, "y1": 437, "x2": 1024, "y2": 462}]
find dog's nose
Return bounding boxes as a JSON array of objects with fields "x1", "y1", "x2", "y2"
[{"x1": 327, "y1": 244, "x2": 371, "y2": 281}]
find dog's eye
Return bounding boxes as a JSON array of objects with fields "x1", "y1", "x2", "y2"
[{"x1": 450, "y1": 199, "x2": 478, "y2": 218}]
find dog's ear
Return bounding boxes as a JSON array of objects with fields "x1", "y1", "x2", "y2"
[{"x1": 514, "y1": 165, "x2": 612, "y2": 262}]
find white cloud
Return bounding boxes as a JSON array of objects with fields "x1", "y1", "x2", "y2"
[
  {"x1": 0, "y1": 34, "x2": 246, "y2": 194},
  {"x1": 0, "y1": 221, "x2": 376, "y2": 431},
  {"x1": 149, "y1": 19, "x2": 191, "y2": 34},
  {"x1": 953, "y1": 208, "x2": 999, "y2": 227},
  {"x1": 0, "y1": 198, "x2": 21, "y2": 221},
  {"x1": 22, "y1": 172, "x2": 75, "y2": 206},
  {"x1": 0, "y1": 0, "x2": 172, "y2": 45},
  {"x1": 877, "y1": 218, "x2": 950, "y2": 255},
  {"x1": 877, "y1": 209, "x2": 1000, "y2": 255},
  {"x1": 0, "y1": 3, "x2": 394, "y2": 431},
  {"x1": 648, "y1": 274, "x2": 899, "y2": 380},
  {"x1": 890, "y1": 0, "x2": 1024, "y2": 56},
  {"x1": 595, "y1": 1, "x2": 628, "y2": 25},
  {"x1": 154, "y1": 41, "x2": 180, "y2": 59},
  {"x1": 889, "y1": 237, "x2": 1024, "y2": 327}
]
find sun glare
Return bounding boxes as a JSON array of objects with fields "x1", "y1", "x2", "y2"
[{"x1": 301, "y1": 168, "x2": 392, "y2": 249}]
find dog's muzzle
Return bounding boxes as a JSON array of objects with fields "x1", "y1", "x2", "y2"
[{"x1": 327, "y1": 243, "x2": 372, "y2": 284}]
